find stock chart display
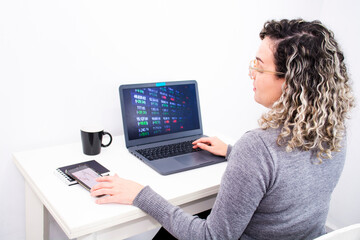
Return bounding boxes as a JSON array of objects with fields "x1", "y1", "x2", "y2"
[{"x1": 123, "y1": 84, "x2": 200, "y2": 140}]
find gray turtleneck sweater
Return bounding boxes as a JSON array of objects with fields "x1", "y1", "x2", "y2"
[{"x1": 133, "y1": 128, "x2": 346, "y2": 239}]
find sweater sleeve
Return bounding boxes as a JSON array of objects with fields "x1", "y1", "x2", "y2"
[
  {"x1": 225, "y1": 144, "x2": 233, "y2": 160},
  {"x1": 133, "y1": 131, "x2": 274, "y2": 240}
]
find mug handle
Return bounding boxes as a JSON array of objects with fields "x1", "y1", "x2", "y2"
[{"x1": 101, "y1": 132, "x2": 113, "y2": 147}]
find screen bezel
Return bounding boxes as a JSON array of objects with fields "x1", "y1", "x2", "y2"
[{"x1": 119, "y1": 80, "x2": 203, "y2": 148}]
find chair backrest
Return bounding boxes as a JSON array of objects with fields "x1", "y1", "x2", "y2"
[{"x1": 314, "y1": 223, "x2": 360, "y2": 240}]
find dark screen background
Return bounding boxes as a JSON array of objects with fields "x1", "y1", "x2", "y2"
[{"x1": 123, "y1": 84, "x2": 200, "y2": 140}]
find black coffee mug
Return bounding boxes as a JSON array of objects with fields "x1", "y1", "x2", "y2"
[{"x1": 80, "y1": 127, "x2": 113, "y2": 155}]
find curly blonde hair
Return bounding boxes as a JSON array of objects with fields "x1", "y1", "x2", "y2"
[{"x1": 258, "y1": 19, "x2": 354, "y2": 161}]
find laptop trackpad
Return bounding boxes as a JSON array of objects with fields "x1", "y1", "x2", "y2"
[{"x1": 175, "y1": 151, "x2": 215, "y2": 166}]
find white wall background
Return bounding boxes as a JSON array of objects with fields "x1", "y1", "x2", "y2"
[{"x1": 1, "y1": 0, "x2": 359, "y2": 239}]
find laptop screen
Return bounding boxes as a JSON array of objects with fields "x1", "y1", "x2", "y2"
[{"x1": 119, "y1": 81, "x2": 203, "y2": 147}]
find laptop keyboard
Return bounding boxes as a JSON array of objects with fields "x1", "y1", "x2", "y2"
[{"x1": 136, "y1": 140, "x2": 203, "y2": 161}]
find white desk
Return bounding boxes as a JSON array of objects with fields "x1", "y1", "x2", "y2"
[{"x1": 13, "y1": 135, "x2": 232, "y2": 240}]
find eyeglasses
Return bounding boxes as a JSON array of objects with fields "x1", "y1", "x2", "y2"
[{"x1": 248, "y1": 59, "x2": 284, "y2": 79}]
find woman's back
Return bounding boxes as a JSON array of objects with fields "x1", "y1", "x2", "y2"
[{"x1": 233, "y1": 128, "x2": 346, "y2": 239}]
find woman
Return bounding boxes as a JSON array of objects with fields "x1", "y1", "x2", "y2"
[{"x1": 91, "y1": 19, "x2": 354, "y2": 239}]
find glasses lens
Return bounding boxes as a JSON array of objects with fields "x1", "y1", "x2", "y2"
[
  {"x1": 250, "y1": 59, "x2": 257, "y2": 68},
  {"x1": 249, "y1": 60, "x2": 256, "y2": 79}
]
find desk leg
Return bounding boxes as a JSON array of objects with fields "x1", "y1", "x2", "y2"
[{"x1": 25, "y1": 182, "x2": 49, "y2": 240}]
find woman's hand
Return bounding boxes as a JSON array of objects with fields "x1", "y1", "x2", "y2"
[
  {"x1": 192, "y1": 137, "x2": 228, "y2": 157},
  {"x1": 90, "y1": 174, "x2": 144, "y2": 205}
]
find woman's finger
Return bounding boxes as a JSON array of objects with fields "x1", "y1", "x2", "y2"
[
  {"x1": 91, "y1": 182, "x2": 113, "y2": 191},
  {"x1": 95, "y1": 195, "x2": 117, "y2": 204},
  {"x1": 95, "y1": 176, "x2": 115, "y2": 182},
  {"x1": 196, "y1": 142, "x2": 212, "y2": 151},
  {"x1": 192, "y1": 137, "x2": 212, "y2": 145},
  {"x1": 91, "y1": 188, "x2": 114, "y2": 197}
]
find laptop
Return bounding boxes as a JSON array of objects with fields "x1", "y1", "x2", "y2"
[{"x1": 119, "y1": 80, "x2": 226, "y2": 175}]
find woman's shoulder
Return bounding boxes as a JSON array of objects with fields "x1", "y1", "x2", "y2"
[
  {"x1": 228, "y1": 127, "x2": 285, "y2": 167},
  {"x1": 226, "y1": 128, "x2": 278, "y2": 185},
  {"x1": 236, "y1": 127, "x2": 281, "y2": 148},
  {"x1": 229, "y1": 128, "x2": 280, "y2": 162}
]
